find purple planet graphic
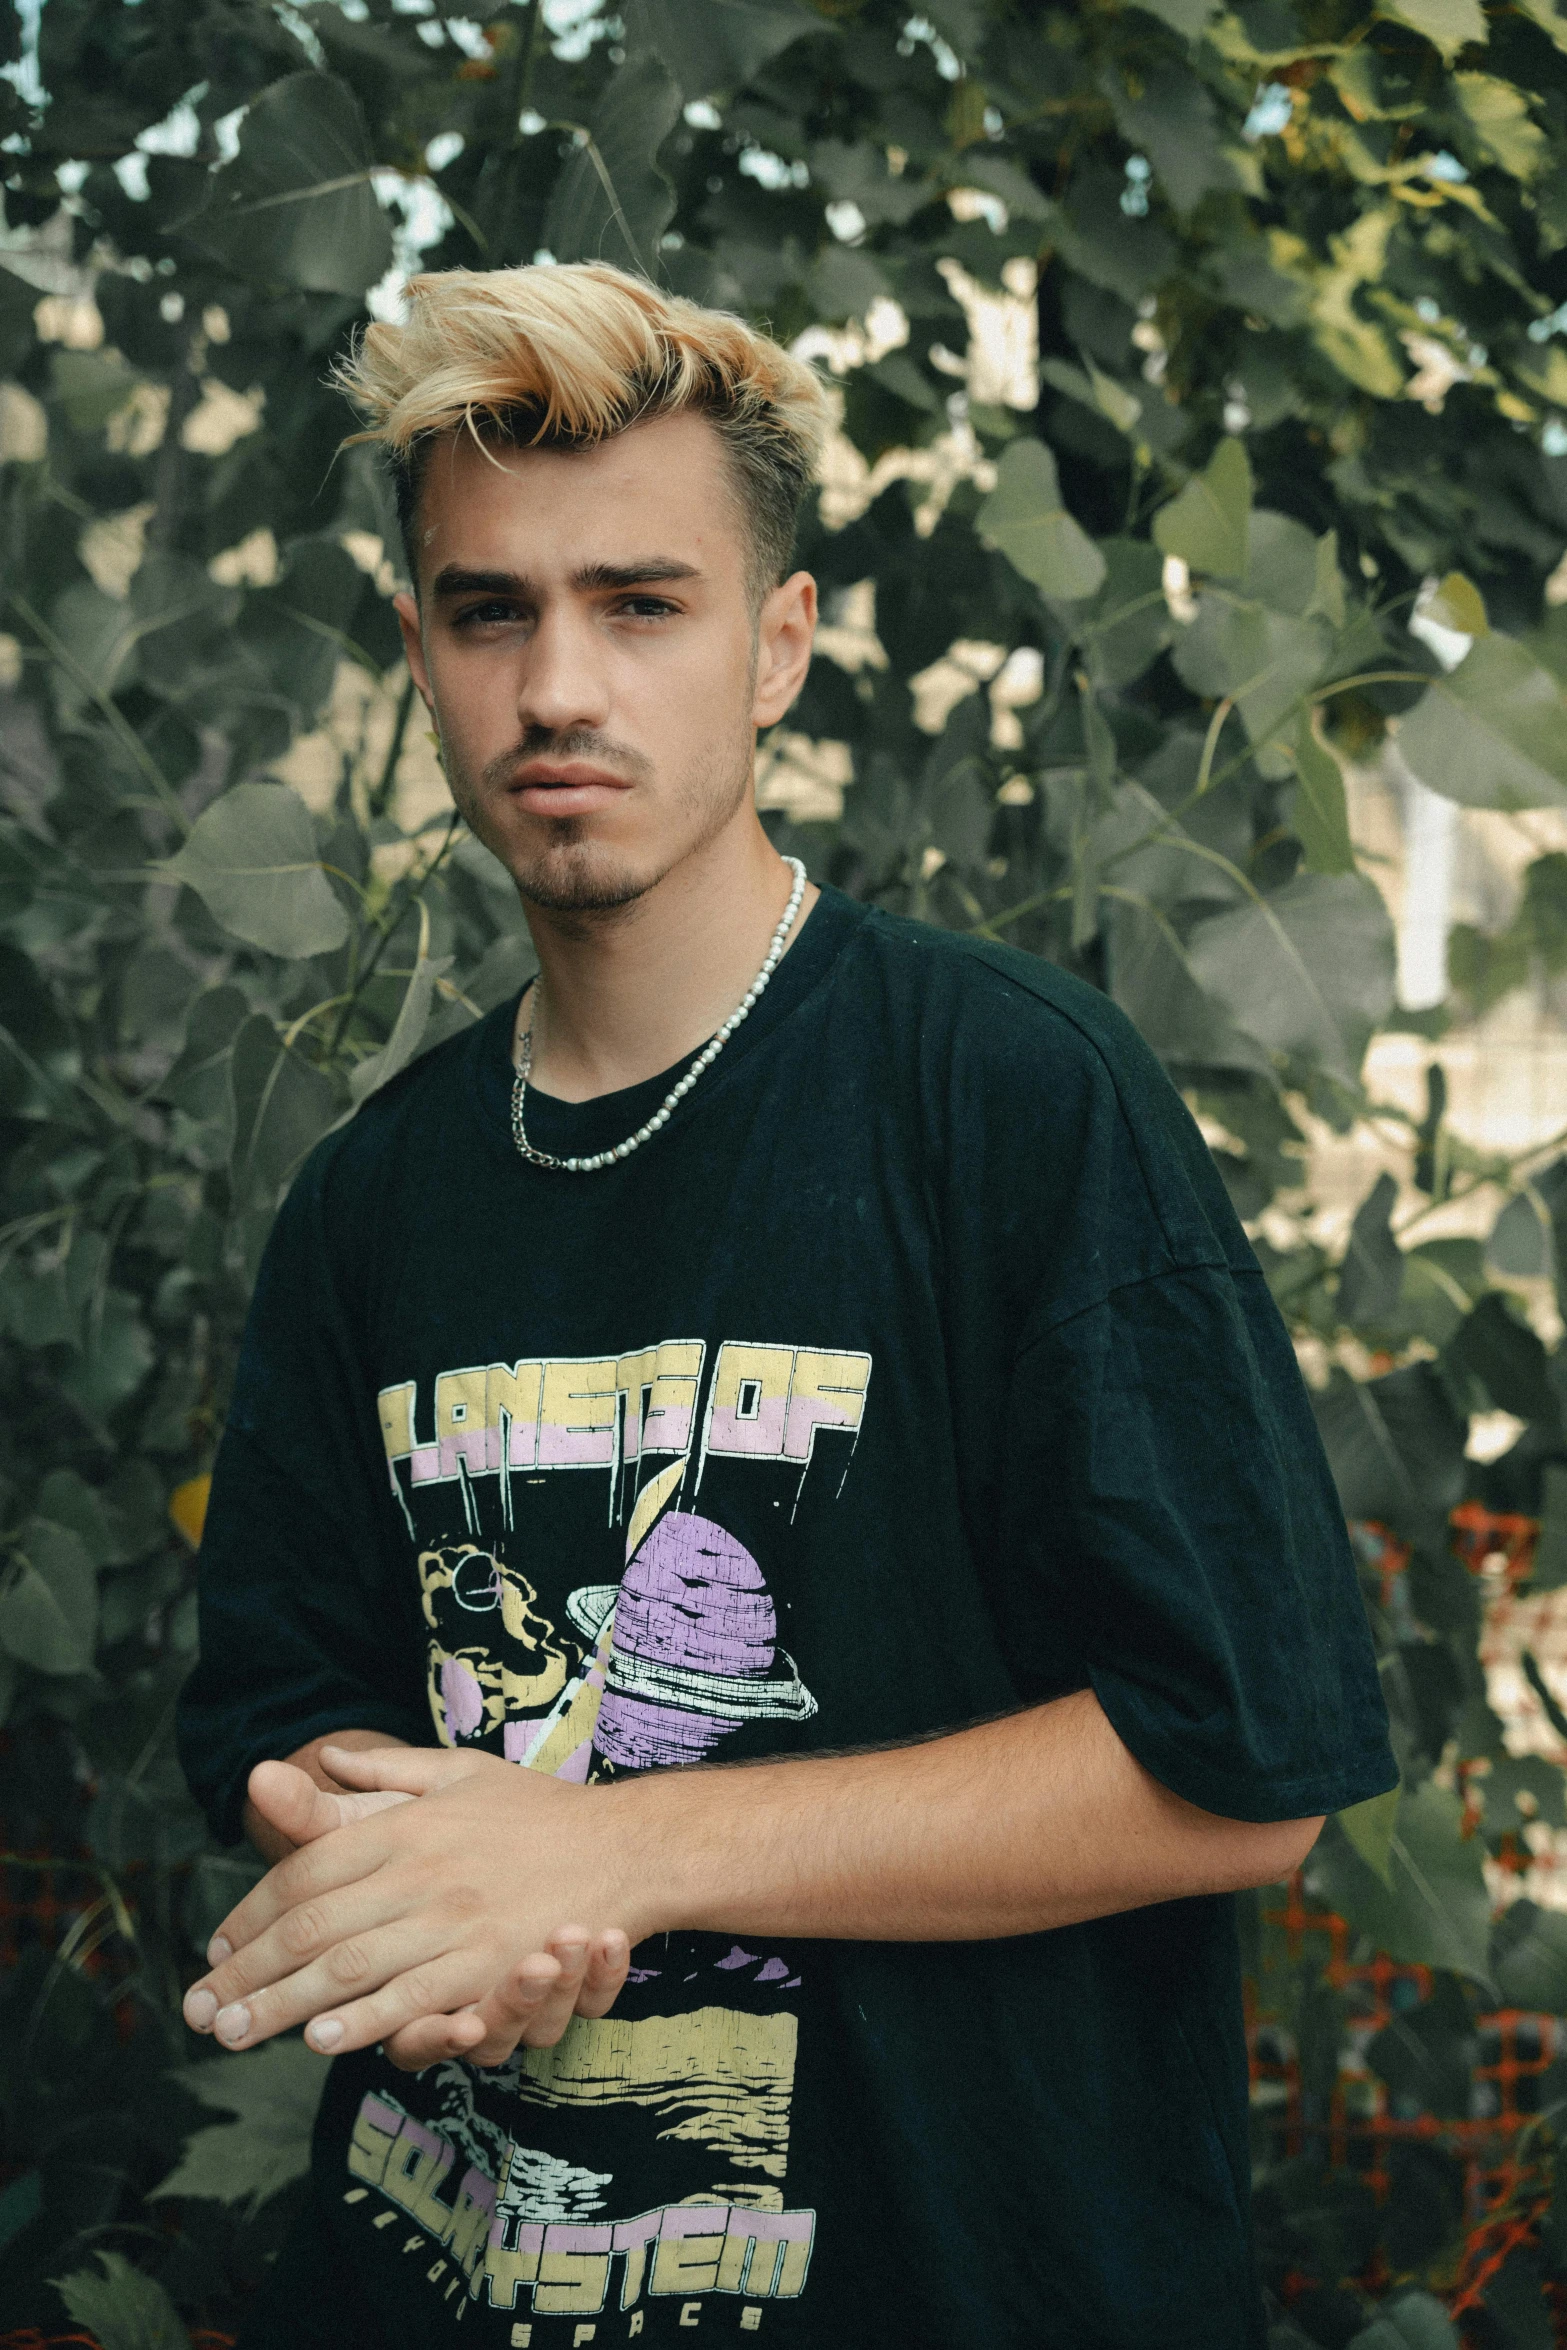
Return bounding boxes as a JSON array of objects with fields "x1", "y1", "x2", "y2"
[{"x1": 582, "y1": 1513, "x2": 816, "y2": 1771}]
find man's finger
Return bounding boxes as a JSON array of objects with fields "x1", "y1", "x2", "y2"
[
  {"x1": 382, "y1": 2007, "x2": 491, "y2": 2074},
  {"x1": 245, "y1": 1761, "x2": 412, "y2": 1864},
  {"x1": 199, "y1": 1923, "x2": 490, "y2": 2054},
  {"x1": 465, "y1": 1949, "x2": 578, "y2": 2067},
  {"x1": 246, "y1": 1760, "x2": 337, "y2": 1850},
  {"x1": 204, "y1": 1801, "x2": 418, "y2": 1964},
  {"x1": 576, "y1": 1928, "x2": 631, "y2": 2020},
  {"x1": 383, "y1": 1956, "x2": 563, "y2": 2073},
  {"x1": 318, "y1": 1744, "x2": 475, "y2": 1798},
  {"x1": 300, "y1": 1950, "x2": 537, "y2": 2061}
]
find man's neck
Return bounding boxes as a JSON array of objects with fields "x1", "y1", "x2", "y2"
[{"x1": 516, "y1": 817, "x2": 818, "y2": 1103}]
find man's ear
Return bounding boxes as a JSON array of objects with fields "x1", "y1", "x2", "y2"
[
  {"x1": 394, "y1": 590, "x2": 434, "y2": 709},
  {"x1": 752, "y1": 570, "x2": 817, "y2": 731}
]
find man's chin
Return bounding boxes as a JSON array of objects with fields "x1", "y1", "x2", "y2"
[{"x1": 510, "y1": 845, "x2": 653, "y2": 916}]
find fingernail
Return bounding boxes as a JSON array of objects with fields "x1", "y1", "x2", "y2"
[
  {"x1": 215, "y1": 2003, "x2": 251, "y2": 2044},
  {"x1": 207, "y1": 1934, "x2": 233, "y2": 1967},
  {"x1": 184, "y1": 1987, "x2": 218, "y2": 2032},
  {"x1": 309, "y1": 2018, "x2": 344, "y2": 2052}
]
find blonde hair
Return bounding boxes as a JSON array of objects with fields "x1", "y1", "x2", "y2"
[{"x1": 334, "y1": 262, "x2": 834, "y2": 598}]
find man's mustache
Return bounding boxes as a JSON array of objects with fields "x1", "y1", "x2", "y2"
[{"x1": 479, "y1": 729, "x2": 655, "y2": 788}]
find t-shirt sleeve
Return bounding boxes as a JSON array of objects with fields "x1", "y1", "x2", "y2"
[
  {"x1": 1007, "y1": 1260, "x2": 1397, "y2": 1823},
  {"x1": 176, "y1": 1146, "x2": 430, "y2": 1845}
]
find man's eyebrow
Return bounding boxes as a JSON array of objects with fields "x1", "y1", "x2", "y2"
[
  {"x1": 429, "y1": 558, "x2": 701, "y2": 600},
  {"x1": 573, "y1": 558, "x2": 701, "y2": 591}
]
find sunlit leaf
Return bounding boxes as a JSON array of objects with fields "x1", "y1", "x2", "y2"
[
  {"x1": 165, "y1": 784, "x2": 350, "y2": 959},
  {"x1": 177, "y1": 73, "x2": 391, "y2": 297},
  {"x1": 152, "y1": 2041, "x2": 326, "y2": 2215},
  {"x1": 1184, "y1": 871, "x2": 1395, "y2": 1080},
  {"x1": 1339, "y1": 1784, "x2": 1400, "y2": 1888},
  {"x1": 1153, "y1": 438, "x2": 1251, "y2": 579},
  {"x1": 1308, "y1": 1783, "x2": 1492, "y2": 1984},
  {"x1": 976, "y1": 438, "x2": 1106, "y2": 602},
  {"x1": 1290, "y1": 717, "x2": 1356, "y2": 876},
  {"x1": 0, "y1": 1520, "x2": 97, "y2": 1675},
  {"x1": 50, "y1": 2253, "x2": 185, "y2": 2350},
  {"x1": 632, "y1": 0, "x2": 814, "y2": 94},
  {"x1": 545, "y1": 51, "x2": 682, "y2": 276},
  {"x1": 1398, "y1": 634, "x2": 1567, "y2": 812},
  {"x1": 1377, "y1": 0, "x2": 1488, "y2": 57}
]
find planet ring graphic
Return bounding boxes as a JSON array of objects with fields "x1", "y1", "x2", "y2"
[
  {"x1": 566, "y1": 1577, "x2": 818, "y2": 1727},
  {"x1": 608, "y1": 1646, "x2": 818, "y2": 1722}
]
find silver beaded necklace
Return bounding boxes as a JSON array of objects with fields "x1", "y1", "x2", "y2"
[{"x1": 510, "y1": 856, "x2": 808, "y2": 1173}]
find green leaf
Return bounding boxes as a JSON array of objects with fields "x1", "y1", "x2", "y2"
[
  {"x1": 1424, "y1": 570, "x2": 1489, "y2": 638},
  {"x1": 1454, "y1": 72, "x2": 1546, "y2": 178},
  {"x1": 1077, "y1": 539, "x2": 1173, "y2": 689},
  {"x1": 159, "y1": 985, "x2": 252, "y2": 1134},
  {"x1": 49, "y1": 2251, "x2": 187, "y2": 2350},
  {"x1": 1347, "y1": 2291, "x2": 1460, "y2": 2349},
  {"x1": 1290, "y1": 717, "x2": 1356, "y2": 876},
  {"x1": 1444, "y1": 1290, "x2": 1559, "y2": 1425},
  {"x1": 1377, "y1": 0, "x2": 1488, "y2": 57},
  {"x1": 1315, "y1": 1363, "x2": 1467, "y2": 1541},
  {"x1": 1153, "y1": 437, "x2": 1252, "y2": 579},
  {"x1": 58, "y1": 1290, "x2": 156, "y2": 1422},
  {"x1": 1127, "y1": 0, "x2": 1219, "y2": 35},
  {"x1": 165, "y1": 785, "x2": 351, "y2": 958},
  {"x1": 1245, "y1": 511, "x2": 1322, "y2": 616},
  {"x1": 1492, "y1": 1898, "x2": 1567, "y2": 2009},
  {"x1": 0, "y1": 2167, "x2": 41, "y2": 2257},
  {"x1": 177, "y1": 73, "x2": 392, "y2": 297},
  {"x1": 1338, "y1": 1173, "x2": 1402, "y2": 1328},
  {"x1": 0, "y1": 263, "x2": 35, "y2": 374},
  {"x1": 35, "y1": 1468, "x2": 123, "y2": 1566},
  {"x1": 1308, "y1": 1782, "x2": 1493, "y2": 1983},
  {"x1": 0, "y1": 1519, "x2": 98, "y2": 1675},
  {"x1": 228, "y1": 1016, "x2": 340, "y2": 1210},
  {"x1": 1397, "y1": 634, "x2": 1567, "y2": 813},
  {"x1": 1533, "y1": 1461, "x2": 1567, "y2": 1591},
  {"x1": 1481, "y1": 1755, "x2": 1567, "y2": 1832},
  {"x1": 632, "y1": 0, "x2": 814, "y2": 94},
  {"x1": 348, "y1": 953, "x2": 453, "y2": 1107},
  {"x1": 1105, "y1": 899, "x2": 1271, "y2": 1075},
  {"x1": 1517, "y1": 0, "x2": 1567, "y2": 50},
  {"x1": 975, "y1": 438, "x2": 1106, "y2": 602},
  {"x1": 1173, "y1": 599, "x2": 1333, "y2": 756},
  {"x1": 1307, "y1": 531, "x2": 1346, "y2": 630},
  {"x1": 545, "y1": 51, "x2": 683, "y2": 276},
  {"x1": 1339, "y1": 1783, "x2": 1400, "y2": 1887},
  {"x1": 1186, "y1": 873, "x2": 1394, "y2": 1081},
  {"x1": 152, "y1": 2041, "x2": 326, "y2": 2215}
]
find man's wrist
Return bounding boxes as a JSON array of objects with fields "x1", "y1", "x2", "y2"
[{"x1": 593, "y1": 1759, "x2": 782, "y2": 1946}]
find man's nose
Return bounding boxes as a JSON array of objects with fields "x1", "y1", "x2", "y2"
[{"x1": 516, "y1": 605, "x2": 611, "y2": 738}]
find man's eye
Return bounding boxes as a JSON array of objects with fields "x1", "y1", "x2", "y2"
[
  {"x1": 618, "y1": 597, "x2": 678, "y2": 619},
  {"x1": 455, "y1": 601, "x2": 522, "y2": 628}
]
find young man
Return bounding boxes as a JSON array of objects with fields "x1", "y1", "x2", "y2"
[{"x1": 177, "y1": 263, "x2": 1395, "y2": 2349}]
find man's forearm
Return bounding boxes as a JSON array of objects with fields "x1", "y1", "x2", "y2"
[
  {"x1": 617, "y1": 1688, "x2": 1322, "y2": 1944},
  {"x1": 242, "y1": 1728, "x2": 411, "y2": 1863}
]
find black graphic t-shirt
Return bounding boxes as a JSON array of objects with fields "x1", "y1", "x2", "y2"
[{"x1": 179, "y1": 886, "x2": 1395, "y2": 2350}]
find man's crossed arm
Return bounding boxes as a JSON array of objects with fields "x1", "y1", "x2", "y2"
[{"x1": 183, "y1": 1690, "x2": 1322, "y2": 2073}]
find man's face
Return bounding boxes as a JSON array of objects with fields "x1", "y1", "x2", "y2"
[{"x1": 395, "y1": 411, "x2": 813, "y2": 914}]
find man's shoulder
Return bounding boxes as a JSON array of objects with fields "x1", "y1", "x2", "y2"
[{"x1": 851, "y1": 904, "x2": 1169, "y2": 1103}]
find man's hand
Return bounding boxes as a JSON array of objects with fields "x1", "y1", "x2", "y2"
[
  {"x1": 184, "y1": 1695, "x2": 1324, "y2": 2075},
  {"x1": 184, "y1": 1745, "x2": 639, "y2": 2070}
]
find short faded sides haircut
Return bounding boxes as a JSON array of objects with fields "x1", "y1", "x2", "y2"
[{"x1": 334, "y1": 262, "x2": 834, "y2": 602}]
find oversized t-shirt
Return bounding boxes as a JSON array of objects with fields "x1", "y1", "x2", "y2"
[{"x1": 178, "y1": 885, "x2": 1395, "y2": 2350}]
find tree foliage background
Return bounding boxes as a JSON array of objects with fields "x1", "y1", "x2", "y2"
[{"x1": 10, "y1": 0, "x2": 1567, "y2": 2337}]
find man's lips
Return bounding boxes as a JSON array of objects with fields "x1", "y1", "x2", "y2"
[{"x1": 506, "y1": 763, "x2": 635, "y2": 814}]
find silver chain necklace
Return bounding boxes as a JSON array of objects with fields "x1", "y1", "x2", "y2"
[{"x1": 510, "y1": 856, "x2": 807, "y2": 1173}]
